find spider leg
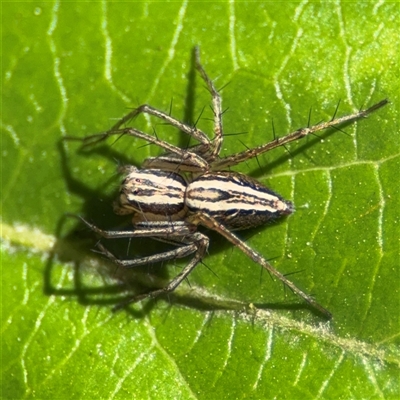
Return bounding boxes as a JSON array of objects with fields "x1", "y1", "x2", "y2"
[
  {"x1": 79, "y1": 216, "x2": 209, "y2": 309},
  {"x1": 112, "y1": 232, "x2": 209, "y2": 311},
  {"x1": 195, "y1": 46, "x2": 223, "y2": 161},
  {"x1": 78, "y1": 95, "x2": 218, "y2": 160},
  {"x1": 211, "y1": 99, "x2": 388, "y2": 170},
  {"x1": 190, "y1": 212, "x2": 332, "y2": 319},
  {"x1": 79, "y1": 217, "x2": 196, "y2": 239},
  {"x1": 110, "y1": 104, "x2": 212, "y2": 146},
  {"x1": 79, "y1": 104, "x2": 211, "y2": 148},
  {"x1": 95, "y1": 242, "x2": 198, "y2": 268},
  {"x1": 81, "y1": 126, "x2": 210, "y2": 171}
]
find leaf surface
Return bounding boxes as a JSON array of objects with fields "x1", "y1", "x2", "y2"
[{"x1": 2, "y1": 2, "x2": 399, "y2": 399}]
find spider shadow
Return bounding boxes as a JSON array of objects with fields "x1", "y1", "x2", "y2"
[
  {"x1": 44, "y1": 140, "x2": 158, "y2": 318},
  {"x1": 181, "y1": 47, "x2": 198, "y2": 134}
]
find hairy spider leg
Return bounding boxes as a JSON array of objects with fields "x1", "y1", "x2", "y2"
[
  {"x1": 189, "y1": 212, "x2": 332, "y2": 319},
  {"x1": 194, "y1": 46, "x2": 224, "y2": 161},
  {"x1": 79, "y1": 217, "x2": 209, "y2": 311},
  {"x1": 212, "y1": 99, "x2": 389, "y2": 170}
]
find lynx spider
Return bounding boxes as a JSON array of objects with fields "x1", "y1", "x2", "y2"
[{"x1": 78, "y1": 48, "x2": 387, "y2": 318}]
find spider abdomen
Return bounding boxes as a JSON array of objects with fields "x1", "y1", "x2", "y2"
[{"x1": 186, "y1": 172, "x2": 294, "y2": 230}]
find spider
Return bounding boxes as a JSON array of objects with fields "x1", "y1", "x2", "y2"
[{"x1": 76, "y1": 47, "x2": 387, "y2": 319}]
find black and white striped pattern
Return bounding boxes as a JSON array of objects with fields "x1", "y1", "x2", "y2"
[
  {"x1": 115, "y1": 168, "x2": 293, "y2": 230},
  {"x1": 186, "y1": 172, "x2": 293, "y2": 230},
  {"x1": 116, "y1": 168, "x2": 187, "y2": 219}
]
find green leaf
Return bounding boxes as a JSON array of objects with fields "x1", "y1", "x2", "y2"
[{"x1": 2, "y1": 1, "x2": 399, "y2": 399}]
